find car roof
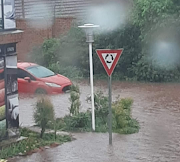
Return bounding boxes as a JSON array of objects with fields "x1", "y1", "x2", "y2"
[{"x1": 17, "y1": 62, "x2": 38, "y2": 69}]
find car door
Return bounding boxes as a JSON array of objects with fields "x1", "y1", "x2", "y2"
[{"x1": 17, "y1": 68, "x2": 38, "y2": 93}]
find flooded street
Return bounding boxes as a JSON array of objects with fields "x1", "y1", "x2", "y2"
[{"x1": 15, "y1": 80, "x2": 180, "y2": 162}]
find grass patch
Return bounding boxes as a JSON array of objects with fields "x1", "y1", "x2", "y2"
[{"x1": 0, "y1": 128, "x2": 71, "y2": 160}]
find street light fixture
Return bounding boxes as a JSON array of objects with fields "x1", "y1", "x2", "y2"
[{"x1": 78, "y1": 24, "x2": 99, "y2": 131}]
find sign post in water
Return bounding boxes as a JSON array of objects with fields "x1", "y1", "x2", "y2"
[{"x1": 96, "y1": 49, "x2": 123, "y2": 145}]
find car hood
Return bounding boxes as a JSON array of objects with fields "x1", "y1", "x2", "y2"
[{"x1": 40, "y1": 74, "x2": 71, "y2": 85}]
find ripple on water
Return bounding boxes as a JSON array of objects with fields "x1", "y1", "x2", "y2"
[{"x1": 16, "y1": 81, "x2": 180, "y2": 162}]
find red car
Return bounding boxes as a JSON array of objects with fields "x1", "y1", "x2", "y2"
[{"x1": 17, "y1": 62, "x2": 72, "y2": 94}]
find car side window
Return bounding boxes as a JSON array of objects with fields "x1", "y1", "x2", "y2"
[{"x1": 17, "y1": 69, "x2": 35, "y2": 80}]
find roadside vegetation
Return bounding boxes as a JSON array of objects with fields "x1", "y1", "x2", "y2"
[
  {"x1": 0, "y1": 128, "x2": 71, "y2": 160},
  {"x1": 0, "y1": 96, "x2": 72, "y2": 160},
  {"x1": 28, "y1": 0, "x2": 180, "y2": 82},
  {"x1": 0, "y1": 85, "x2": 139, "y2": 159},
  {"x1": 47, "y1": 85, "x2": 139, "y2": 134},
  {"x1": 34, "y1": 96, "x2": 55, "y2": 138}
]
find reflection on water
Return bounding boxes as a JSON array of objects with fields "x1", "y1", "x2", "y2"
[{"x1": 13, "y1": 81, "x2": 180, "y2": 162}]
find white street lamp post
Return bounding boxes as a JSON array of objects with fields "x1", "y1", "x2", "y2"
[{"x1": 78, "y1": 24, "x2": 99, "y2": 131}]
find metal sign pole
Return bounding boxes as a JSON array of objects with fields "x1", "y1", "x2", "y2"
[
  {"x1": 89, "y1": 42, "x2": 95, "y2": 131},
  {"x1": 96, "y1": 49, "x2": 123, "y2": 145},
  {"x1": 108, "y1": 75, "x2": 112, "y2": 145}
]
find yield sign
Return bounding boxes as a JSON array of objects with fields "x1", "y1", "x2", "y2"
[{"x1": 96, "y1": 49, "x2": 123, "y2": 76}]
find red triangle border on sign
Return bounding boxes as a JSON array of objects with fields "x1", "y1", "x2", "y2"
[{"x1": 96, "y1": 49, "x2": 123, "y2": 76}]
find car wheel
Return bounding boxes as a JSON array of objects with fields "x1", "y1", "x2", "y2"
[
  {"x1": 35, "y1": 88, "x2": 47, "y2": 94},
  {"x1": 62, "y1": 85, "x2": 71, "y2": 93}
]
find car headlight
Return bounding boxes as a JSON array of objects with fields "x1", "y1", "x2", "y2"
[{"x1": 45, "y1": 82, "x2": 61, "y2": 88}]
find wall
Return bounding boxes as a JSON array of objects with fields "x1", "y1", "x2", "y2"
[
  {"x1": 16, "y1": 17, "x2": 74, "y2": 61},
  {"x1": 14, "y1": 0, "x2": 93, "y2": 61},
  {"x1": 0, "y1": 31, "x2": 23, "y2": 45}
]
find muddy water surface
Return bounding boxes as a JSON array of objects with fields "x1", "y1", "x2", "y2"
[{"x1": 14, "y1": 81, "x2": 180, "y2": 162}]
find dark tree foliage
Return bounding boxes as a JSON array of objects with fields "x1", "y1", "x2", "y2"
[{"x1": 30, "y1": 1, "x2": 180, "y2": 82}]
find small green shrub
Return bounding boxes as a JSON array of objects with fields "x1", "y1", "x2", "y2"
[
  {"x1": 95, "y1": 116, "x2": 108, "y2": 132},
  {"x1": 86, "y1": 91, "x2": 109, "y2": 124},
  {"x1": 70, "y1": 91, "x2": 80, "y2": 103},
  {"x1": 70, "y1": 84, "x2": 80, "y2": 93},
  {"x1": 46, "y1": 91, "x2": 139, "y2": 134},
  {"x1": 53, "y1": 118, "x2": 66, "y2": 130},
  {"x1": 51, "y1": 118, "x2": 70, "y2": 140},
  {"x1": 112, "y1": 98, "x2": 139, "y2": 134},
  {"x1": 86, "y1": 92, "x2": 139, "y2": 134},
  {"x1": 20, "y1": 127, "x2": 38, "y2": 137},
  {"x1": 34, "y1": 97, "x2": 55, "y2": 138},
  {"x1": 63, "y1": 112, "x2": 91, "y2": 131},
  {"x1": 69, "y1": 85, "x2": 81, "y2": 116},
  {"x1": 94, "y1": 92, "x2": 109, "y2": 125}
]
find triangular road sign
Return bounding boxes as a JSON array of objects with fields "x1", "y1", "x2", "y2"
[{"x1": 96, "y1": 49, "x2": 123, "y2": 76}]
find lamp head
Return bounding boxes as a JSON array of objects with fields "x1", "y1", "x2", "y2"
[{"x1": 78, "y1": 24, "x2": 99, "y2": 43}]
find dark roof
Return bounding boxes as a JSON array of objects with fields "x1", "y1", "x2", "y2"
[
  {"x1": 15, "y1": 0, "x2": 132, "y2": 19},
  {"x1": 15, "y1": 0, "x2": 92, "y2": 19},
  {"x1": 55, "y1": 0, "x2": 92, "y2": 17}
]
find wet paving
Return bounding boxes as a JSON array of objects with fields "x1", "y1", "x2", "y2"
[{"x1": 13, "y1": 80, "x2": 180, "y2": 161}]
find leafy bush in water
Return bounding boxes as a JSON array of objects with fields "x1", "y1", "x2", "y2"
[
  {"x1": 63, "y1": 112, "x2": 91, "y2": 131},
  {"x1": 69, "y1": 85, "x2": 81, "y2": 116},
  {"x1": 94, "y1": 92, "x2": 109, "y2": 124},
  {"x1": 93, "y1": 93, "x2": 139, "y2": 134},
  {"x1": 86, "y1": 91, "x2": 109, "y2": 128},
  {"x1": 34, "y1": 96, "x2": 55, "y2": 138},
  {"x1": 47, "y1": 91, "x2": 139, "y2": 134},
  {"x1": 70, "y1": 84, "x2": 80, "y2": 93},
  {"x1": 112, "y1": 98, "x2": 139, "y2": 134}
]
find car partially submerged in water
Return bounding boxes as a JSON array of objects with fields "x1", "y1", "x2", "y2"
[{"x1": 17, "y1": 62, "x2": 72, "y2": 94}]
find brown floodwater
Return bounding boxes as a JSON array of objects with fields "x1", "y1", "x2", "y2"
[{"x1": 10, "y1": 80, "x2": 180, "y2": 162}]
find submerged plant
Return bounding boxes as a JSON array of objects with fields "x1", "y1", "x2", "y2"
[
  {"x1": 69, "y1": 84, "x2": 81, "y2": 116},
  {"x1": 112, "y1": 98, "x2": 139, "y2": 134}
]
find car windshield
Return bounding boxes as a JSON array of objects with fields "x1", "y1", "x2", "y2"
[{"x1": 26, "y1": 65, "x2": 55, "y2": 78}]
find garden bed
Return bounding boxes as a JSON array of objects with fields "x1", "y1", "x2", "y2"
[
  {"x1": 47, "y1": 89, "x2": 140, "y2": 135},
  {"x1": 0, "y1": 128, "x2": 72, "y2": 160}
]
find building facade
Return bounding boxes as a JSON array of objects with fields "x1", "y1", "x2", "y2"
[
  {"x1": 15, "y1": 0, "x2": 92, "y2": 60},
  {"x1": 0, "y1": 0, "x2": 22, "y2": 140}
]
